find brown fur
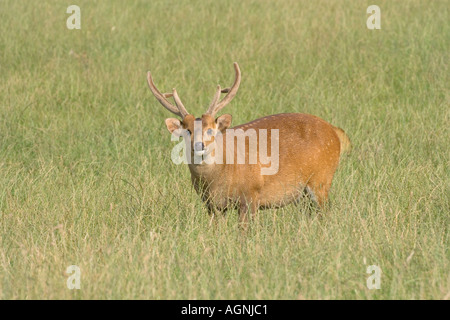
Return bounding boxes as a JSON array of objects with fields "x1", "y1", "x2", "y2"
[
  {"x1": 332, "y1": 126, "x2": 352, "y2": 155},
  {"x1": 147, "y1": 63, "x2": 351, "y2": 228},
  {"x1": 175, "y1": 112, "x2": 351, "y2": 226}
]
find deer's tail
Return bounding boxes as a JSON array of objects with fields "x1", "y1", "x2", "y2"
[{"x1": 333, "y1": 126, "x2": 352, "y2": 155}]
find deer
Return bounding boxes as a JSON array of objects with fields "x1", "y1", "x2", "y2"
[{"x1": 147, "y1": 62, "x2": 351, "y2": 228}]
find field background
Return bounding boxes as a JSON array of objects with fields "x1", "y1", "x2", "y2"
[{"x1": 0, "y1": 0, "x2": 448, "y2": 299}]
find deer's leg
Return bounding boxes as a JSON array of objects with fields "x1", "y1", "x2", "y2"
[
  {"x1": 308, "y1": 182, "x2": 331, "y2": 210},
  {"x1": 250, "y1": 201, "x2": 258, "y2": 220},
  {"x1": 238, "y1": 196, "x2": 259, "y2": 231},
  {"x1": 238, "y1": 200, "x2": 249, "y2": 230},
  {"x1": 206, "y1": 202, "x2": 220, "y2": 226},
  {"x1": 315, "y1": 190, "x2": 329, "y2": 209}
]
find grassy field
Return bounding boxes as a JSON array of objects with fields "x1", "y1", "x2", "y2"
[{"x1": 0, "y1": 0, "x2": 448, "y2": 299}]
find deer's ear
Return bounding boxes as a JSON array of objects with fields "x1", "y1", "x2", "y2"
[
  {"x1": 216, "y1": 114, "x2": 232, "y2": 132},
  {"x1": 165, "y1": 118, "x2": 182, "y2": 134}
]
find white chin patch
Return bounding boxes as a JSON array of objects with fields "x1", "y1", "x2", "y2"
[{"x1": 194, "y1": 150, "x2": 205, "y2": 156}]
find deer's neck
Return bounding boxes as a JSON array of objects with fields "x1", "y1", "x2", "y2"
[{"x1": 188, "y1": 162, "x2": 220, "y2": 182}]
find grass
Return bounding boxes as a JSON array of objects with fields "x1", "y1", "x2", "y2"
[{"x1": 0, "y1": 0, "x2": 448, "y2": 299}]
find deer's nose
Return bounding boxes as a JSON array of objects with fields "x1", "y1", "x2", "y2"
[{"x1": 194, "y1": 142, "x2": 205, "y2": 151}]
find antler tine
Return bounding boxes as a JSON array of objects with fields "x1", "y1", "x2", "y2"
[
  {"x1": 207, "y1": 62, "x2": 241, "y2": 117},
  {"x1": 172, "y1": 88, "x2": 189, "y2": 118},
  {"x1": 146, "y1": 71, "x2": 189, "y2": 118},
  {"x1": 161, "y1": 91, "x2": 188, "y2": 117},
  {"x1": 206, "y1": 85, "x2": 222, "y2": 115}
]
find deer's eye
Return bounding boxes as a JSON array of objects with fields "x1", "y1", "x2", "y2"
[{"x1": 206, "y1": 129, "x2": 214, "y2": 136}]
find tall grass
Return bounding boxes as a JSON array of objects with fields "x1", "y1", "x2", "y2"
[{"x1": 0, "y1": 0, "x2": 448, "y2": 299}]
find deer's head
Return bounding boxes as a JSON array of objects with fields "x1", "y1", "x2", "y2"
[{"x1": 147, "y1": 63, "x2": 241, "y2": 161}]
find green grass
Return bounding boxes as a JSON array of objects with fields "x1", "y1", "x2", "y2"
[{"x1": 0, "y1": 0, "x2": 448, "y2": 299}]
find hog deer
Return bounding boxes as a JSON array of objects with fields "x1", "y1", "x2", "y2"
[{"x1": 147, "y1": 63, "x2": 351, "y2": 227}]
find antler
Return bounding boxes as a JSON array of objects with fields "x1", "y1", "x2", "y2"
[
  {"x1": 207, "y1": 85, "x2": 222, "y2": 111},
  {"x1": 206, "y1": 62, "x2": 241, "y2": 117},
  {"x1": 147, "y1": 71, "x2": 189, "y2": 118}
]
